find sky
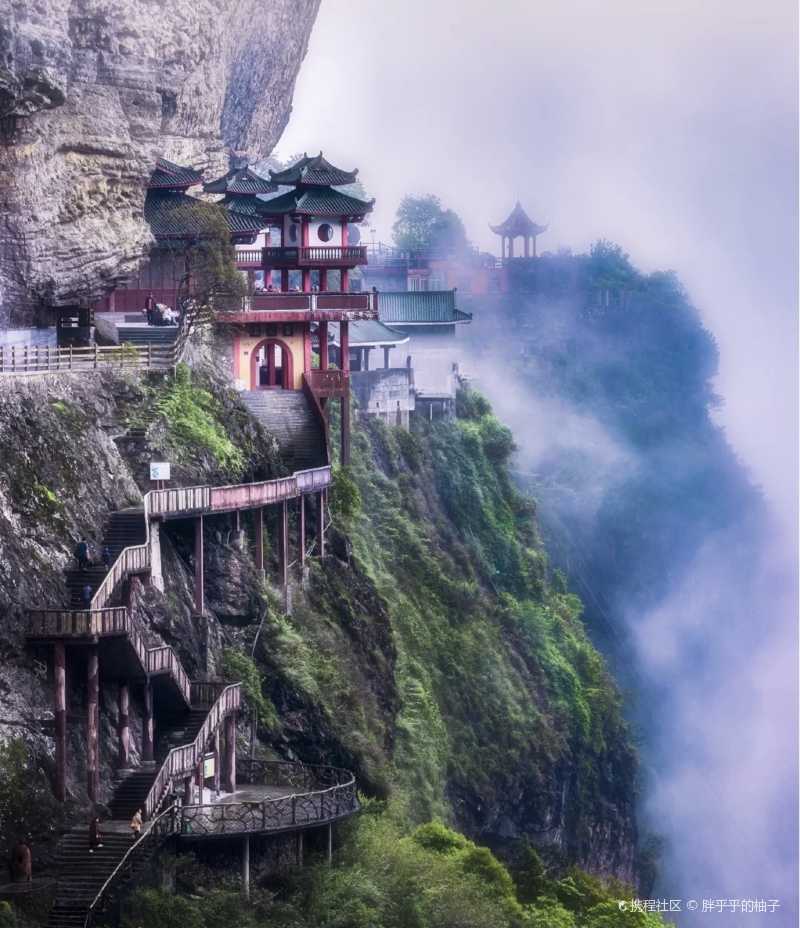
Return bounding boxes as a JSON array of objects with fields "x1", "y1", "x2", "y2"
[
  {"x1": 275, "y1": 0, "x2": 798, "y2": 920},
  {"x1": 275, "y1": 0, "x2": 798, "y2": 540}
]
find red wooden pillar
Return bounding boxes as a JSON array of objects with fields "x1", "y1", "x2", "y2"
[
  {"x1": 340, "y1": 321, "x2": 351, "y2": 465},
  {"x1": 303, "y1": 325, "x2": 313, "y2": 376},
  {"x1": 320, "y1": 269, "x2": 328, "y2": 291},
  {"x1": 54, "y1": 642, "x2": 66, "y2": 802},
  {"x1": 299, "y1": 495, "x2": 306, "y2": 570},
  {"x1": 317, "y1": 490, "x2": 326, "y2": 559},
  {"x1": 280, "y1": 268, "x2": 289, "y2": 291},
  {"x1": 254, "y1": 507, "x2": 264, "y2": 573},
  {"x1": 223, "y1": 714, "x2": 236, "y2": 793},
  {"x1": 118, "y1": 683, "x2": 130, "y2": 768},
  {"x1": 86, "y1": 645, "x2": 99, "y2": 803},
  {"x1": 142, "y1": 679, "x2": 154, "y2": 763},
  {"x1": 318, "y1": 320, "x2": 329, "y2": 370},
  {"x1": 196, "y1": 755, "x2": 205, "y2": 801},
  {"x1": 279, "y1": 500, "x2": 289, "y2": 591},
  {"x1": 301, "y1": 219, "x2": 311, "y2": 292},
  {"x1": 194, "y1": 514, "x2": 204, "y2": 614}
]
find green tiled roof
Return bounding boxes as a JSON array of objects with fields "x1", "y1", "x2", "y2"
[
  {"x1": 259, "y1": 186, "x2": 374, "y2": 219},
  {"x1": 269, "y1": 152, "x2": 358, "y2": 187},
  {"x1": 377, "y1": 290, "x2": 472, "y2": 325},
  {"x1": 330, "y1": 320, "x2": 408, "y2": 348},
  {"x1": 219, "y1": 194, "x2": 272, "y2": 217},
  {"x1": 148, "y1": 158, "x2": 203, "y2": 190},
  {"x1": 204, "y1": 166, "x2": 277, "y2": 195},
  {"x1": 145, "y1": 191, "x2": 263, "y2": 242}
]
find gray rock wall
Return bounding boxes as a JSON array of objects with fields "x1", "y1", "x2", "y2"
[{"x1": 0, "y1": 0, "x2": 321, "y2": 325}]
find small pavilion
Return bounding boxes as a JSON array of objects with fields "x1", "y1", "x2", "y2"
[{"x1": 490, "y1": 202, "x2": 547, "y2": 259}]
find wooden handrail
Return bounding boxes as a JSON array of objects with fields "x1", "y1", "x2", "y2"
[
  {"x1": 142, "y1": 684, "x2": 241, "y2": 819},
  {"x1": 83, "y1": 802, "x2": 178, "y2": 928}
]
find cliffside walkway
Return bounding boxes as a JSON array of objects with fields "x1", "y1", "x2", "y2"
[{"x1": 27, "y1": 463, "x2": 347, "y2": 928}]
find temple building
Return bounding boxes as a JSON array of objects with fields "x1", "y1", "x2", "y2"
[
  {"x1": 95, "y1": 159, "x2": 263, "y2": 317},
  {"x1": 490, "y1": 201, "x2": 547, "y2": 259},
  {"x1": 214, "y1": 153, "x2": 376, "y2": 463}
]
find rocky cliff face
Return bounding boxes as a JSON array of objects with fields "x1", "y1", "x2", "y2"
[{"x1": 0, "y1": 0, "x2": 321, "y2": 325}]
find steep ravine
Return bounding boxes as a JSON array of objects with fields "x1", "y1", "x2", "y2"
[{"x1": 0, "y1": 0, "x2": 321, "y2": 323}]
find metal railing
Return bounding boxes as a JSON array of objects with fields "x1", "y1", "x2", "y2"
[
  {"x1": 142, "y1": 684, "x2": 241, "y2": 820},
  {"x1": 179, "y1": 759, "x2": 358, "y2": 837},
  {"x1": 83, "y1": 802, "x2": 178, "y2": 928}
]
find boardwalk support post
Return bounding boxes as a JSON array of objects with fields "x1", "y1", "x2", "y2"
[
  {"x1": 87, "y1": 645, "x2": 99, "y2": 802},
  {"x1": 194, "y1": 514, "x2": 204, "y2": 615},
  {"x1": 224, "y1": 713, "x2": 236, "y2": 793},
  {"x1": 317, "y1": 490, "x2": 325, "y2": 559},
  {"x1": 118, "y1": 683, "x2": 130, "y2": 768},
  {"x1": 54, "y1": 642, "x2": 66, "y2": 802},
  {"x1": 254, "y1": 507, "x2": 264, "y2": 574},
  {"x1": 143, "y1": 679, "x2": 154, "y2": 763},
  {"x1": 327, "y1": 823, "x2": 333, "y2": 864},
  {"x1": 242, "y1": 835, "x2": 250, "y2": 899}
]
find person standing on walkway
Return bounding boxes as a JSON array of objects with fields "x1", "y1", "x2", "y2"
[
  {"x1": 101, "y1": 545, "x2": 112, "y2": 570},
  {"x1": 81, "y1": 584, "x2": 93, "y2": 610},
  {"x1": 129, "y1": 809, "x2": 143, "y2": 840},
  {"x1": 144, "y1": 292, "x2": 156, "y2": 326},
  {"x1": 74, "y1": 540, "x2": 89, "y2": 570},
  {"x1": 89, "y1": 817, "x2": 103, "y2": 854}
]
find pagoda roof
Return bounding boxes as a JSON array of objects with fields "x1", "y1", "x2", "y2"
[
  {"x1": 490, "y1": 201, "x2": 547, "y2": 237},
  {"x1": 330, "y1": 320, "x2": 408, "y2": 348},
  {"x1": 258, "y1": 186, "x2": 374, "y2": 219},
  {"x1": 145, "y1": 191, "x2": 263, "y2": 242},
  {"x1": 377, "y1": 290, "x2": 472, "y2": 326},
  {"x1": 204, "y1": 165, "x2": 277, "y2": 196},
  {"x1": 148, "y1": 158, "x2": 204, "y2": 190},
  {"x1": 269, "y1": 152, "x2": 358, "y2": 187},
  {"x1": 218, "y1": 193, "x2": 273, "y2": 218}
]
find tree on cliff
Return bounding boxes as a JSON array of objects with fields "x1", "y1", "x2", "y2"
[
  {"x1": 163, "y1": 202, "x2": 246, "y2": 311},
  {"x1": 392, "y1": 194, "x2": 468, "y2": 254}
]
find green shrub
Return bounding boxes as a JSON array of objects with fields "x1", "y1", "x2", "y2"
[
  {"x1": 329, "y1": 465, "x2": 362, "y2": 521},
  {"x1": 222, "y1": 648, "x2": 278, "y2": 729},
  {"x1": 156, "y1": 364, "x2": 245, "y2": 475}
]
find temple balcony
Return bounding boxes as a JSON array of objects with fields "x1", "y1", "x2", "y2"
[
  {"x1": 215, "y1": 290, "x2": 379, "y2": 323},
  {"x1": 235, "y1": 245, "x2": 368, "y2": 270}
]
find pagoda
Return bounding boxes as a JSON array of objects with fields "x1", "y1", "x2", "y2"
[
  {"x1": 203, "y1": 157, "x2": 278, "y2": 218},
  {"x1": 214, "y1": 152, "x2": 377, "y2": 465},
  {"x1": 490, "y1": 202, "x2": 547, "y2": 258}
]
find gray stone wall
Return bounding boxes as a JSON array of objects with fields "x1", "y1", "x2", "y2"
[{"x1": 0, "y1": 0, "x2": 321, "y2": 326}]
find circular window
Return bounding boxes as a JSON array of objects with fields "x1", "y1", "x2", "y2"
[
  {"x1": 347, "y1": 224, "x2": 361, "y2": 245},
  {"x1": 318, "y1": 223, "x2": 333, "y2": 243},
  {"x1": 288, "y1": 223, "x2": 298, "y2": 243}
]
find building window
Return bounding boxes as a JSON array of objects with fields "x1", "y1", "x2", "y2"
[
  {"x1": 318, "y1": 223, "x2": 333, "y2": 242},
  {"x1": 289, "y1": 223, "x2": 299, "y2": 243}
]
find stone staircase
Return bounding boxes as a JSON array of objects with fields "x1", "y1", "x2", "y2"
[
  {"x1": 66, "y1": 509, "x2": 145, "y2": 608},
  {"x1": 108, "y1": 706, "x2": 208, "y2": 820},
  {"x1": 116, "y1": 325, "x2": 179, "y2": 346},
  {"x1": 242, "y1": 389, "x2": 327, "y2": 471},
  {"x1": 47, "y1": 830, "x2": 133, "y2": 928}
]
